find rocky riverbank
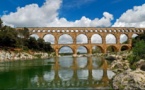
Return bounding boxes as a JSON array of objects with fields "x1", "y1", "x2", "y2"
[
  {"x1": 0, "y1": 50, "x2": 54, "y2": 62},
  {"x1": 107, "y1": 52, "x2": 145, "y2": 89}
]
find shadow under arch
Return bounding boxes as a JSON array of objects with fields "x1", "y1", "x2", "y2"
[
  {"x1": 92, "y1": 45, "x2": 104, "y2": 54},
  {"x1": 106, "y1": 45, "x2": 118, "y2": 53},
  {"x1": 121, "y1": 45, "x2": 130, "y2": 51}
]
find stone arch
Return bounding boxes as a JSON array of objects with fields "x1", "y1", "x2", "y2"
[
  {"x1": 132, "y1": 33, "x2": 138, "y2": 38},
  {"x1": 106, "y1": 34, "x2": 116, "y2": 44},
  {"x1": 121, "y1": 45, "x2": 130, "y2": 51},
  {"x1": 59, "y1": 46, "x2": 73, "y2": 55},
  {"x1": 120, "y1": 34, "x2": 129, "y2": 44},
  {"x1": 43, "y1": 34, "x2": 55, "y2": 44},
  {"x1": 30, "y1": 34, "x2": 39, "y2": 40},
  {"x1": 77, "y1": 46, "x2": 88, "y2": 54},
  {"x1": 92, "y1": 46, "x2": 104, "y2": 53},
  {"x1": 107, "y1": 45, "x2": 118, "y2": 53},
  {"x1": 58, "y1": 34, "x2": 73, "y2": 44},
  {"x1": 76, "y1": 34, "x2": 88, "y2": 44},
  {"x1": 91, "y1": 34, "x2": 102, "y2": 44}
]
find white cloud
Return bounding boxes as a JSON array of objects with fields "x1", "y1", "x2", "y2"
[
  {"x1": 30, "y1": 34, "x2": 39, "y2": 40},
  {"x1": 91, "y1": 34, "x2": 102, "y2": 43},
  {"x1": 120, "y1": 34, "x2": 128, "y2": 43},
  {"x1": 1, "y1": 0, "x2": 113, "y2": 27},
  {"x1": 106, "y1": 34, "x2": 116, "y2": 44},
  {"x1": 44, "y1": 34, "x2": 55, "y2": 44},
  {"x1": 58, "y1": 34, "x2": 73, "y2": 44},
  {"x1": 2, "y1": 0, "x2": 62, "y2": 27},
  {"x1": 113, "y1": 4, "x2": 145, "y2": 27}
]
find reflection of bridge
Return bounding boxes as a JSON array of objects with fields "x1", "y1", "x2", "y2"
[
  {"x1": 17, "y1": 27, "x2": 145, "y2": 56},
  {"x1": 31, "y1": 57, "x2": 113, "y2": 88}
]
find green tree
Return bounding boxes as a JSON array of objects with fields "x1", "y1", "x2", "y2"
[
  {"x1": 27, "y1": 37, "x2": 39, "y2": 50},
  {"x1": 128, "y1": 40, "x2": 145, "y2": 65},
  {"x1": 17, "y1": 27, "x2": 29, "y2": 39},
  {"x1": 44, "y1": 42, "x2": 54, "y2": 52},
  {"x1": 132, "y1": 40, "x2": 145, "y2": 58},
  {"x1": 37, "y1": 38, "x2": 45, "y2": 51},
  {"x1": 0, "y1": 18, "x2": 54, "y2": 53}
]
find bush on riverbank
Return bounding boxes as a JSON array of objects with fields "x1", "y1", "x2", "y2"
[{"x1": 128, "y1": 38, "x2": 145, "y2": 69}]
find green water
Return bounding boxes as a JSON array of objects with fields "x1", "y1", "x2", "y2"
[{"x1": 0, "y1": 56, "x2": 115, "y2": 89}]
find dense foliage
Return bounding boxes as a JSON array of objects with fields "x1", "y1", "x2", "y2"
[
  {"x1": 0, "y1": 18, "x2": 54, "y2": 52},
  {"x1": 128, "y1": 32, "x2": 145, "y2": 65}
]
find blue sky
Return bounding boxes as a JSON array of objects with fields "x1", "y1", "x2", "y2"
[
  {"x1": 0, "y1": 0, "x2": 143, "y2": 53},
  {"x1": 60, "y1": 0, "x2": 144, "y2": 23},
  {"x1": 0, "y1": 0, "x2": 145, "y2": 27}
]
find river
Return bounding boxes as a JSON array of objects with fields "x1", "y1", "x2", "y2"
[{"x1": 0, "y1": 56, "x2": 115, "y2": 89}]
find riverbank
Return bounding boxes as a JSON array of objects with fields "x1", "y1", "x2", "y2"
[
  {"x1": 0, "y1": 50, "x2": 54, "y2": 62},
  {"x1": 107, "y1": 51, "x2": 145, "y2": 89}
]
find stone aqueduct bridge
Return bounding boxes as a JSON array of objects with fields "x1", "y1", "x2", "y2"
[{"x1": 17, "y1": 27, "x2": 145, "y2": 56}]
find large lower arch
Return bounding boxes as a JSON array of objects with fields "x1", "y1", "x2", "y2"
[
  {"x1": 76, "y1": 34, "x2": 88, "y2": 44},
  {"x1": 58, "y1": 34, "x2": 73, "y2": 44},
  {"x1": 92, "y1": 46, "x2": 104, "y2": 53},
  {"x1": 121, "y1": 45, "x2": 130, "y2": 51},
  {"x1": 30, "y1": 34, "x2": 39, "y2": 40},
  {"x1": 91, "y1": 34, "x2": 102, "y2": 44},
  {"x1": 106, "y1": 34, "x2": 116, "y2": 44},
  {"x1": 43, "y1": 34, "x2": 55, "y2": 44},
  {"x1": 59, "y1": 46, "x2": 73, "y2": 55},
  {"x1": 107, "y1": 45, "x2": 118, "y2": 53},
  {"x1": 120, "y1": 34, "x2": 129, "y2": 44},
  {"x1": 77, "y1": 46, "x2": 88, "y2": 54}
]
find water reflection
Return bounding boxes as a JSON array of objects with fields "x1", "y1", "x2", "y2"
[{"x1": 0, "y1": 56, "x2": 115, "y2": 89}]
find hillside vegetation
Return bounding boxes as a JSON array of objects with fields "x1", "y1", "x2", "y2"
[{"x1": 0, "y1": 18, "x2": 54, "y2": 53}]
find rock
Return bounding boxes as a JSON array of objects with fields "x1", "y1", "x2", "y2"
[
  {"x1": 110, "y1": 60, "x2": 130, "y2": 74},
  {"x1": 112, "y1": 69, "x2": 145, "y2": 89},
  {"x1": 0, "y1": 50, "x2": 50, "y2": 62},
  {"x1": 135, "y1": 59, "x2": 145, "y2": 71},
  {"x1": 140, "y1": 64, "x2": 145, "y2": 71},
  {"x1": 105, "y1": 55, "x2": 116, "y2": 61}
]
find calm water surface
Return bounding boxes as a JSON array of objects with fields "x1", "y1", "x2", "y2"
[{"x1": 0, "y1": 56, "x2": 115, "y2": 89}]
